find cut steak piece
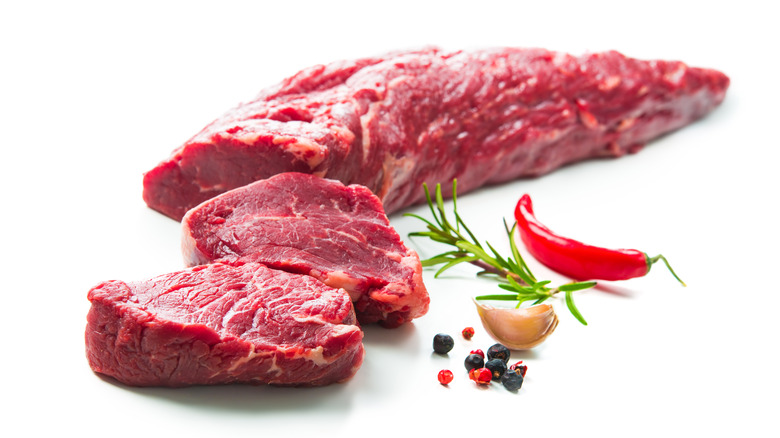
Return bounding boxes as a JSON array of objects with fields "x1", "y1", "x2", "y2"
[
  {"x1": 143, "y1": 47, "x2": 730, "y2": 221},
  {"x1": 181, "y1": 172, "x2": 429, "y2": 328},
  {"x1": 85, "y1": 262, "x2": 364, "y2": 387}
]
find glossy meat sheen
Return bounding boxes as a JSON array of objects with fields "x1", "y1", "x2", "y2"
[
  {"x1": 85, "y1": 262, "x2": 364, "y2": 387},
  {"x1": 143, "y1": 47, "x2": 730, "y2": 220},
  {"x1": 182, "y1": 172, "x2": 429, "y2": 328}
]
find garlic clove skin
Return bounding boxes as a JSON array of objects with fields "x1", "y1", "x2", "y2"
[{"x1": 474, "y1": 299, "x2": 559, "y2": 350}]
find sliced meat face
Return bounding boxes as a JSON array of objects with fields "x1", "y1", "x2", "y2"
[
  {"x1": 181, "y1": 172, "x2": 429, "y2": 328},
  {"x1": 85, "y1": 262, "x2": 364, "y2": 387}
]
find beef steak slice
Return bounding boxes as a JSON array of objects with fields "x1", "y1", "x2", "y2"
[
  {"x1": 143, "y1": 47, "x2": 730, "y2": 221},
  {"x1": 181, "y1": 172, "x2": 429, "y2": 328},
  {"x1": 85, "y1": 262, "x2": 364, "y2": 387}
]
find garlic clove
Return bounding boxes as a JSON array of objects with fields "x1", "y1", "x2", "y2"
[{"x1": 474, "y1": 299, "x2": 559, "y2": 350}]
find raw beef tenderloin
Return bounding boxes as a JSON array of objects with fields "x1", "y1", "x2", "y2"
[
  {"x1": 143, "y1": 47, "x2": 730, "y2": 221},
  {"x1": 181, "y1": 172, "x2": 429, "y2": 328},
  {"x1": 85, "y1": 262, "x2": 364, "y2": 387}
]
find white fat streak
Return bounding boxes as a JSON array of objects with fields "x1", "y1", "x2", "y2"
[
  {"x1": 664, "y1": 64, "x2": 688, "y2": 85},
  {"x1": 359, "y1": 106, "x2": 376, "y2": 164},
  {"x1": 295, "y1": 325, "x2": 362, "y2": 367},
  {"x1": 222, "y1": 128, "x2": 327, "y2": 170},
  {"x1": 220, "y1": 287, "x2": 257, "y2": 330},
  {"x1": 323, "y1": 271, "x2": 362, "y2": 301},
  {"x1": 225, "y1": 324, "x2": 361, "y2": 375},
  {"x1": 227, "y1": 344, "x2": 261, "y2": 373},
  {"x1": 375, "y1": 154, "x2": 415, "y2": 201},
  {"x1": 322, "y1": 227, "x2": 407, "y2": 261},
  {"x1": 400, "y1": 251, "x2": 422, "y2": 273},
  {"x1": 291, "y1": 313, "x2": 329, "y2": 325},
  {"x1": 272, "y1": 136, "x2": 327, "y2": 169}
]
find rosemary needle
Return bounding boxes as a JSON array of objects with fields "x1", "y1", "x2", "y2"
[{"x1": 405, "y1": 180, "x2": 595, "y2": 325}]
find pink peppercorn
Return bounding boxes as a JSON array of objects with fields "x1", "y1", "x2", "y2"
[
  {"x1": 469, "y1": 367, "x2": 492, "y2": 385},
  {"x1": 438, "y1": 370, "x2": 454, "y2": 385}
]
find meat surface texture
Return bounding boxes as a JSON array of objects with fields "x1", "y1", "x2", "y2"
[
  {"x1": 181, "y1": 172, "x2": 429, "y2": 328},
  {"x1": 143, "y1": 47, "x2": 730, "y2": 221},
  {"x1": 85, "y1": 262, "x2": 364, "y2": 387}
]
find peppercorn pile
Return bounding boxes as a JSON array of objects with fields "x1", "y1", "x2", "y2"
[{"x1": 432, "y1": 330, "x2": 527, "y2": 393}]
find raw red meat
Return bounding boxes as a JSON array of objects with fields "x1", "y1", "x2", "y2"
[
  {"x1": 85, "y1": 262, "x2": 364, "y2": 387},
  {"x1": 142, "y1": 47, "x2": 729, "y2": 221},
  {"x1": 181, "y1": 172, "x2": 429, "y2": 328}
]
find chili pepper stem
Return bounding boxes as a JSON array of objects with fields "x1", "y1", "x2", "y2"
[{"x1": 647, "y1": 254, "x2": 686, "y2": 287}]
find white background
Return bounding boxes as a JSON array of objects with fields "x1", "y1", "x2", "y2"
[{"x1": 2, "y1": 1, "x2": 778, "y2": 436}]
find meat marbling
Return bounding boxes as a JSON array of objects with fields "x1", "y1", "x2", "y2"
[
  {"x1": 85, "y1": 262, "x2": 364, "y2": 387},
  {"x1": 181, "y1": 172, "x2": 429, "y2": 328},
  {"x1": 142, "y1": 47, "x2": 730, "y2": 221}
]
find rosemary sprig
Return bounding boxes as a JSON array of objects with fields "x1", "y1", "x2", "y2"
[{"x1": 404, "y1": 180, "x2": 596, "y2": 325}]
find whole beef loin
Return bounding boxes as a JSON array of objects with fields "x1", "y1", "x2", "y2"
[
  {"x1": 143, "y1": 47, "x2": 730, "y2": 221},
  {"x1": 85, "y1": 262, "x2": 364, "y2": 387},
  {"x1": 181, "y1": 172, "x2": 429, "y2": 328}
]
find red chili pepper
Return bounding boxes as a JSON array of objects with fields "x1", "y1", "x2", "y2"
[{"x1": 514, "y1": 194, "x2": 685, "y2": 285}]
